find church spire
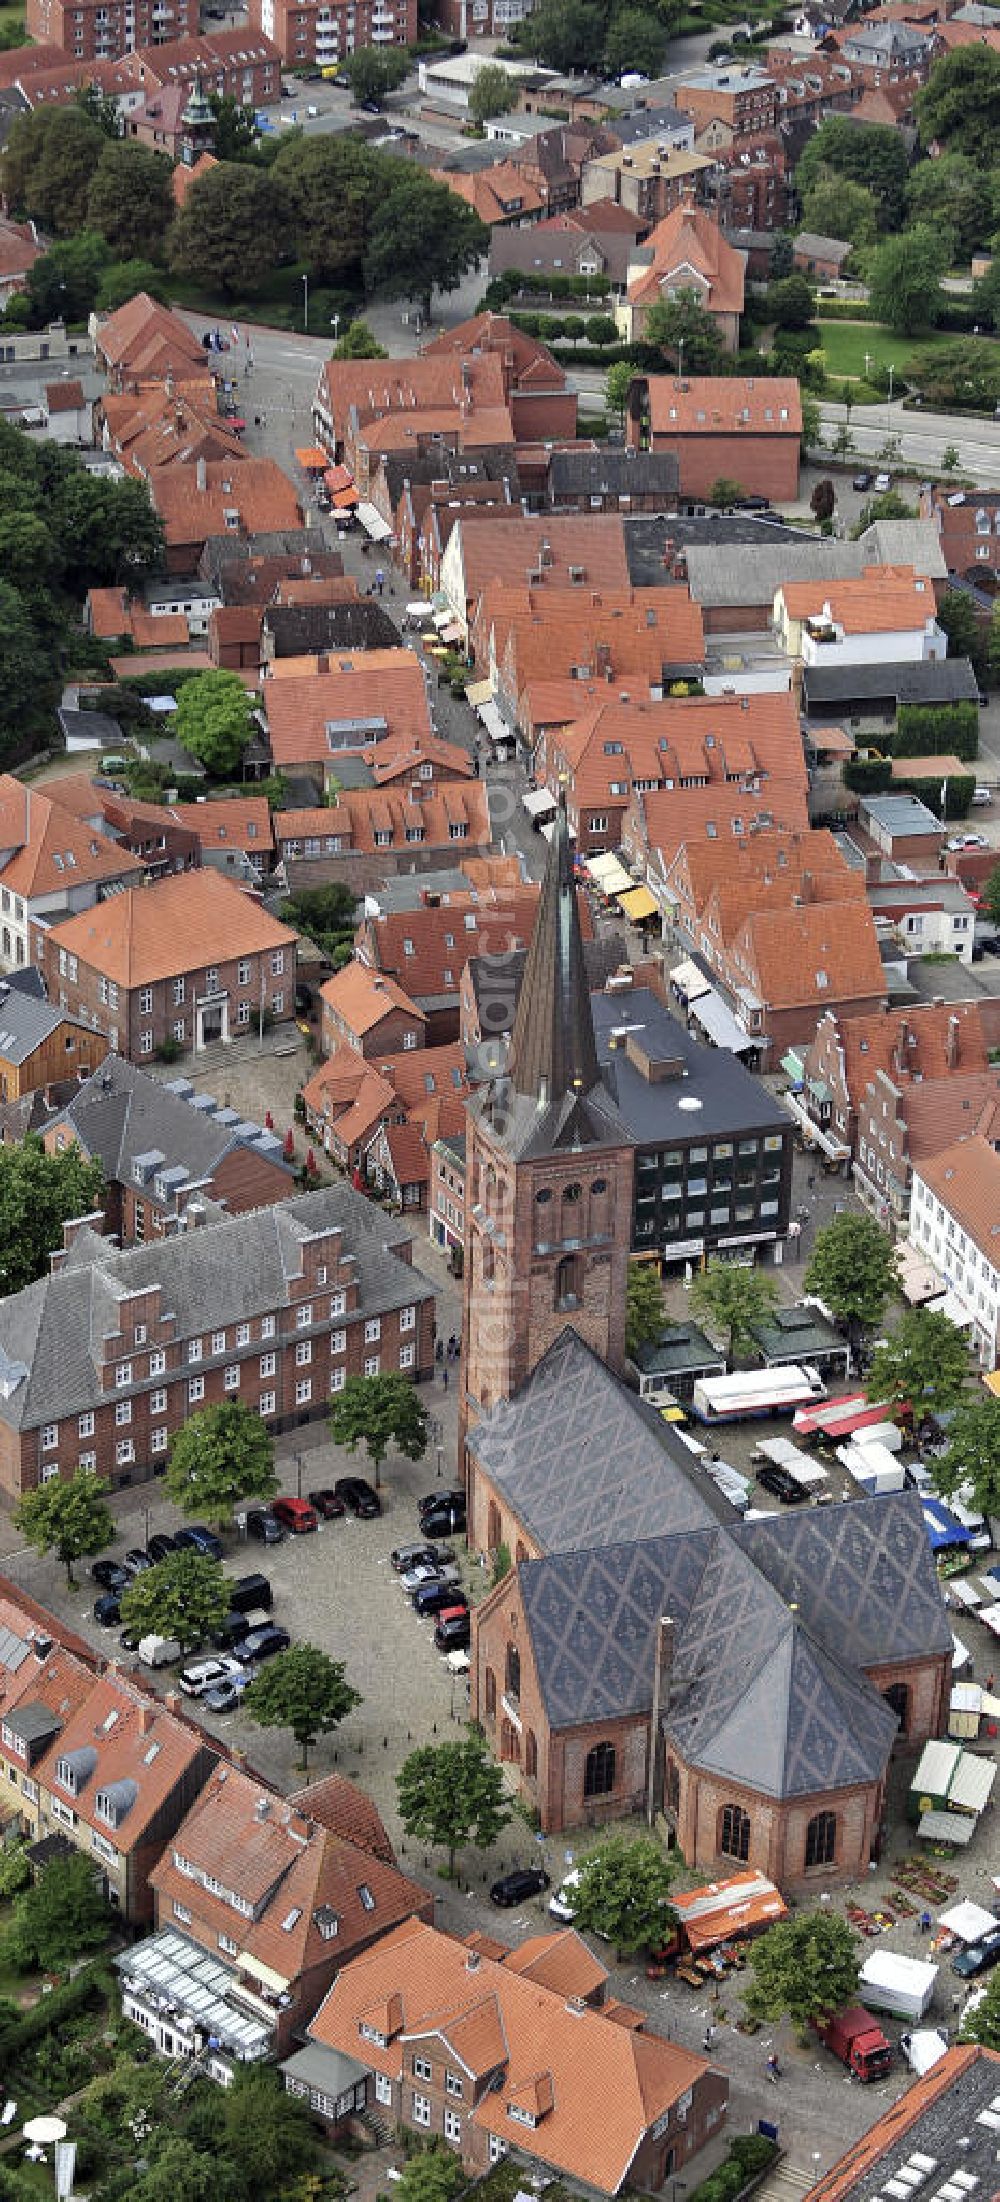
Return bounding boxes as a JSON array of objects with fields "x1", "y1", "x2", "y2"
[{"x1": 507, "y1": 791, "x2": 599, "y2": 1107}]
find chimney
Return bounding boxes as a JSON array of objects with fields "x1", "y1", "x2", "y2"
[
  {"x1": 466, "y1": 1949, "x2": 481, "y2": 1972},
  {"x1": 196, "y1": 455, "x2": 207, "y2": 493},
  {"x1": 946, "y1": 1013, "x2": 960, "y2": 1070},
  {"x1": 164, "y1": 1691, "x2": 182, "y2": 1716},
  {"x1": 647, "y1": 1614, "x2": 675, "y2": 1826},
  {"x1": 139, "y1": 1703, "x2": 154, "y2": 1735}
]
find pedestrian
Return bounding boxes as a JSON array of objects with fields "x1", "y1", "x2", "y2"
[
  {"x1": 920, "y1": 1910, "x2": 932, "y2": 1935},
  {"x1": 987, "y1": 1673, "x2": 995, "y2": 1693},
  {"x1": 442, "y1": 1365, "x2": 449, "y2": 1391},
  {"x1": 766, "y1": 2054, "x2": 781, "y2": 2083}
]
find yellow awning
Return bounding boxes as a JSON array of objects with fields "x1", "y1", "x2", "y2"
[
  {"x1": 466, "y1": 680, "x2": 493, "y2": 707},
  {"x1": 618, "y1": 885, "x2": 658, "y2": 921},
  {"x1": 983, "y1": 1371, "x2": 1000, "y2": 1398}
]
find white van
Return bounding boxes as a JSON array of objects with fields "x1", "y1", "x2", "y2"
[
  {"x1": 549, "y1": 1869, "x2": 580, "y2": 1923},
  {"x1": 139, "y1": 1633, "x2": 181, "y2": 1668}
]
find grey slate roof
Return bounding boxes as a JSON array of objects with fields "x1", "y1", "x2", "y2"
[
  {"x1": 793, "y1": 231, "x2": 851, "y2": 263},
  {"x1": 0, "y1": 980, "x2": 87, "y2": 1068},
  {"x1": 803, "y1": 659, "x2": 980, "y2": 709},
  {"x1": 0, "y1": 1181, "x2": 427, "y2": 1433},
  {"x1": 473, "y1": 1328, "x2": 950, "y2": 1797},
  {"x1": 49, "y1": 1054, "x2": 292, "y2": 1201},
  {"x1": 856, "y1": 520, "x2": 948, "y2": 580},
  {"x1": 548, "y1": 448, "x2": 680, "y2": 501},
  {"x1": 263, "y1": 603, "x2": 402, "y2": 659},
  {"x1": 684, "y1": 537, "x2": 864, "y2": 608}
]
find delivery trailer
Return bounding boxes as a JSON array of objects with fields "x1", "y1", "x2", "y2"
[
  {"x1": 691, "y1": 1365, "x2": 826, "y2": 1424},
  {"x1": 859, "y1": 1952, "x2": 938, "y2": 2023}
]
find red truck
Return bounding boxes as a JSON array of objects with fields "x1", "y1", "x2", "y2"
[{"x1": 815, "y1": 2006, "x2": 892, "y2": 2081}]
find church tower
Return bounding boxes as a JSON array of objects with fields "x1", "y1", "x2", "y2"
[
  {"x1": 459, "y1": 798, "x2": 635, "y2": 1457},
  {"x1": 179, "y1": 73, "x2": 216, "y2": 167}
]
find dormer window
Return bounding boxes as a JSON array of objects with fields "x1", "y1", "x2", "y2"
[{"x1": 360, "y1": 2022, "x2": 387, "y2": 2047}]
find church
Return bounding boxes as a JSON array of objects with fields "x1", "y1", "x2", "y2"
[{"x1": 460, "y1": 803, "x2": 953, "y2": 1889}]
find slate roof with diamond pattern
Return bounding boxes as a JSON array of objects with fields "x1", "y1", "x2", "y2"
[{"x1": 473, "y1": 1329, "x2": 950, "y2": 1799}]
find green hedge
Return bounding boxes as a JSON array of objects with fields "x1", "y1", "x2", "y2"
[
  {"x1": 688, "y1": 2133, "x2": 779, "y2": 2202},
  {"x1": 844, "y1": 757, "x2": 892, "y2": 794},
  {"x1": 894, "y1": 701, "x2": 979, "y2": 762},
  {"x1": 894, "y1": 769, "x2": 975, "y2": 818},
  {"x1": 0, "y1": 1963, "x2": 108, "y2": 2061}
]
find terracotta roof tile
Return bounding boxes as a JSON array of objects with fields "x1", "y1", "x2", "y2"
[
  {"x1": 647, "y1": 374, "x2": 801, "y2": 438},
  {"x1": 627, "y1": 201, "x2": 745, "y2": 313},
  {"x1": 96, "y1": 291, "x2": 205, "y2": 379},
  {"x1": 366, "y1": 731, "x2": 474, "y2": 786},
  {"x1": 46, "y1": 869, "x2": 296, "y2": 990},
  {"x1": 320, "y1": 965, "x2": 424, "y2": 1037},
  {"x1": 264, "y1": 651, "x2": 431, "y2": 770},
  {"x1": 151, "y1": 458, "x2": 302, "y2": 548},
  {"x1": 45, "y1": 378, "x2": 85, "y2": 414},
  {"x1": 778, "y1": 565, "x2": 937, "y2": 634},
  {"x1": 363, "y1": 891, "x2": 547, "y2": 1002},
  {"x1": 738, "y1": 899, "x2": 885, "y2": 1011},
  {"x1": 0, "y1": 774, "x2": 144, "y2": 901},
  {"x1": 277, "y1": 783, "x2": 492, "y2": 857},
  {"x1": 168, "y1": 797, "x2": 273, "y2": 854},
  {"x1": 432, "y1": 164, "x2": 545, "y2": 225},
  {"x1": 917, "y1": 1133, "x2": 1000, "y2": 1260},
  {"x1": 317, "y1": 351, "x2": 507, "y2": 444},
  {"x1": 379, "y1": 1119, "x2": 432, "y2": 1186},
  {"x1": 459, "y1": 513, "x2": 631, "y2": 612},
  {"x1": 904, "y1": 1070, "x2": 1000, "y2": 1164}
]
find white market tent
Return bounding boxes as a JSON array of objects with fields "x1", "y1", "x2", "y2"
[{"x1": 939, "y1": 1899, "x2": 998, "y2": 1943}]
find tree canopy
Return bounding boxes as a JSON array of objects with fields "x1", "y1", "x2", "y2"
[
  {"x1": 363, "y1": 170, "x2": 487, "y2": 322},
  {"x1": 2, "y1": 1850, "x2": 113, "y2": 1973},
  {"x1": 219, "y1": 2065, "x2": 317, "y2": 2201},
  {"x1": 868, "y1": 225, "x2": 951, "y2": 334},
  {"x1": 804, "y1": 1213, "x2": 898, "y2": 1340},
  {"x1": 342, "y1": 43, "x2": 409, "y2": 103},
  {"x1": 625, "y1": 1259, "x2": 665, "y2": 1359},
  {"x1": 516, "y1": 0, "x2": 606, "y2": 70},
  {"x1": 395, "y1": 2148, "x2": 465, "y2": 2202},
  {"x1": 867, "y1": 1308, "x2": 970, "y2": 1421},
  {"x1": 690, "y1": 1261, "x2": 780, "y2": 1370},
  {"x1": 15, "y1": 1467, "x2": 115, "y2": 1588},
  {"x1": 86, "y1": 138, "x2": 174, "y2": 261},
  {"x1": 603, "y1": 9, "x2": 667, "y2": 78},
  {"x1": 916, "y1": 45, "x2": 1000, "y2": 164},
  {"x1": 173, "y1": 668, "x2": 258, "y2": 777},
  {"x1": 1, "y1": 103, "x2": 105, "y2": 232},
  {"x1": 165, "y1": 1400, "x2": 278, "y2": 1528},
  {"x1": 329, "y1": 1370, "x2": 428, "y2": 1488},
  {"x1": 24, "y1": 229, "x2": 111, "y2": 326},
  {"x1": 963, "y1": 1966, "x2": 1000, "y2": 2050},
  {"x1": 468, "y1": 61, "x2": 518, "y2": 126},
  {"x1": 799, "y1": 172, "x2": 879, "y2": 250},
  {"x1": 933, "y1": 1397, "x2": 1000, "y2": 1521},
  {"x1": 745, "y1": 1913, "x2": 860, "y2": 2030},
  {"x1": 795, "y1": 116, "x2": 909, "y2": 228},
  {"x1": 243, "y1": 1643, "x2": 361, "y2": 1769},
  {"x1": 396, "y1": 1732, "x2": 511, "y2": 1878},
  {"x1": 119, "y1": 1550, "x2": 231, "y2": 1653},
  {"x1": 0, "y1": 1134, "x2": 104, "y2": 1295},
  {"x1": 332, "y1": 318, "x2": 388, "y2": 359},
  {"x1": 905, "y1": 153, "x2": 994, "y2": 259},
  {"x1": 643, "y1": 293, "x2": 725, "y2": 372},
  {"x1": 571, "y1": 1834, "x2": 676, "y2": 1956},
  {"x1": 170, "y1": 162, "x2": 289, "y2": 296}
]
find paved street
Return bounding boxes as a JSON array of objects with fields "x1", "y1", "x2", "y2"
[{"x1": 817, "y1": 399, "x2": 1000, "y2": 486}]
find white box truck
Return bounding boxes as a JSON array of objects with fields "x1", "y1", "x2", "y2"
[
  {"x1": 138, "y1": 1633, "x2": 181, "y2": 1668},
  {"x1": 859, "y1": 1952, "x2": 938, "y2": 2023}
]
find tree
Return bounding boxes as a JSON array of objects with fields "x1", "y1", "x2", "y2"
[
  {"x1": 963, "y1": 1966, "x2": 1000, "y2": 2050},
  {"x1": 208, "y1": 92, "x2": 258, "y2": 162},
  {"x1": 811, "y1": 478, "x2": 836, "y2": 523},
  {"x1": 364, "y1": 170, "x2": 487, "y2": 324},
  {"x1": 907, "y1": 337, "x2": 1000, "y2": 412},
  {"x1": 329, "y1": 1370, "x2": 428, "y2": 1489},
  {"x1": 626, "y1": 1259, "x2": 665, "y2": 1359},
  {"x1": 707, "y1": 477, "x2": 744, "y2": 510},
  {"x1": 0, "y1": 577, "x2": 57, "y2": 751},
  {"x1": 916, "y1": 45, "x2": 1000, "y2": 165},
  {"x1": 801, "y1": 391, "x2": 822, "y2": 452},
  {"x1": 571, "y1": 1834, "x2": 676, "y2": 1956},
  {"x1": 53, "y1": 465, "x2": 163, "y2": 585},
  {"x1": 119, "y1": 1550, "x2": 231, "y2": 1654},
  {"x1": 220, "y1": 2066, "x2": 316, "y2": 2201},
  {"x1": 906, "y1": 153, "x2": 994, "y2": 259},
  {"x1": 0, "y1": 1135, "x2": 104, "y2": 1295},
  {"x1": 517, "y1": 0, "x2": 604, "y2": 67},
  {"x1": 169, "y1": 162, "x2": 289, "y2": 296},
  {"x1": 396, "y1": 1732, "x2": 511, "y2": 1878},
  {"x1": 173, "y1": 667, "x2": 258, "y2": 777},
  {"x1": 131, "y1": 2140, "x2": 218, "y2": 2202},
  {"x1": 932, "y1": 1398, "x2": 1000, "y2": 1523},
  {"x1": 97, "y1": 258, "x2": 170, "y2": 312},
  {"x1": 3, "y1": 1850, "x2": 112, "y2": 1973},
  {"x1": 831, "y1": 422, "x2": 856, "y2": 461},
  {"x1": 342, "y1": 43, "x2": 409, "y2": 104},
  {"x1": 76, "y1": 81, "x2": 122, "y2": 138},
  {"x1": 767, "y1": 273, "x2": 815, "y2": 330},
  {"x1": 243, "y1": 1643, "x2": 360, "y2": 1770},
  {"x1": 804, "y1": 1212, "x2": 898, "y2": 1348},
  {"x1": 468, "y1": 61, "x2": 517, "y2": 127},
  {"x1": 983, "y1": 866, "x2": 1000, "y2": 928},
  {"x1": 744, "y1": 1913, "x2": 859, "y2": 2031},
  {"x1": 937, "y1": 587, "x2": 982, "y2": 665},
  {"x1": 643, "y1": 293, "x2": 724, "y2": 372},
  {"x1": 25, "y1": 230, "x2": 111, "y2": 325},
  {"x1": 689, "y1": 1260, "x2": 779, "y2": 1369},
  {"x1": 333, "y1": 317, "x2": 387, "y2": 358},
  {"x1": 800, "y1": 173, "x2": 878, "y2": 250},
  {"x1": 867, "y1": 1308, "x2": 970, "y2": 1422},
  {"x1": 587, "y1": 313, "x2": 617, "y2": 347},
  {"x1": 560, "y1": 313, "x2": 586, "y2": 345},
  {"x1": 941, "y1": 444, "x2": 961, "y2": 473},
  {"x1": 87, "y1": 139, "x2": 173, "y2": 261},
  {"x1": 606, "y1": 359, "x2": 635, "y2": 420},
  {"x1": 1, "y1": 103, "x2": 104, "y2": 232},
  {"x1": 974, "y1": 256, "x2": 1000, "y2": 337},
  {"x1": 795, "y1": 117, "x2": 909, "y2": 229},
  {"x1": 165, "y1": 1399, "x2": 278, "y2": 1529},
  {"x1": 395, "y1": 2149, "x2": 464, "y2": 2202},
  {"x1": 273, "y1": 133, "x2": 383, "y2": 284},
  {"x1": 15, "y1": 1467, "x2": 115, "y2": 1589},
  {"x1": 869, "y1": 225, "x2": 950, "y2": 334},
  {"x1": 604, "y1": 8, "x2": 666, "y2": 79}
]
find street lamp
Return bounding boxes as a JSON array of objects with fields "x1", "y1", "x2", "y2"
[
  {"x1": 331, "y1": 311, "x2": 340, "y2": 346},
  {"x1": 887, "y1": 360, "x2": 895, "y2": 433},
  {"x1": 302, "y1": 273, "x2": 309, "y2": 333},
  {"x1": 294, "y1": 1451, "x2": 303, "y2": 1499}
]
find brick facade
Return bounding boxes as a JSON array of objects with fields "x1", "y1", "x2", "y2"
[{"x1": 42, "y1": 928, "x2": 295, "y2": 1063}]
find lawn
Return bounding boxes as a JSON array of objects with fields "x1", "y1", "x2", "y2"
[
  {"x1": 0, "y1": 2, "x2": 27, "y2": 36},
  {"x1": 816, "y1": 317, "x2": 951, "y2": 383}
]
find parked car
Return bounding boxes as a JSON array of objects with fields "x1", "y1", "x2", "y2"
[
  {"x1": 419, "y1": 1487, "x2": 464, "y2": 1521},
  {"x1": 947, "y1": 833, "x2": 988, "y2": 851},
  {"x1": 146, "y1": 1533, "x2": 178, "y2": 1564},
  {"x1": 977, "y1": 933, "x2": 1000, "y2": 957},
  {"x1": 211, "y1": 1611, "x2": 252, "y2": 1651},
  {"x1": 175, "y1": 1525, "x2": 224, "y2": 1559},
  {"x1": 123, "y1": 1548, "x2": 154, "y2": 1576},
  {"x1": 271, "y1": 1496, "x2": 319, "y2": 1534},
  {"x1": 756, "y1": 1463, "x2": 809, "y2": 1505},
  {"x1": 334, "y1": 1476, "x2": 381, "y2": 1518},
  {"x1": 853, "y1": 471, "x2": 873, "y2": 491},
  {"x1": 434, "y1": 1609, "x2": 471, "y2": 1652},
  {"x1": 201, "y1": 1677, "x2": 248, "y2": 1713},
  {"x1": 421, "y1": 1499, "x2": 466, "y2": 1539},
  {"x1": 874, "y1": 471, "x2": 891, "y2": 492},
  {"x1": 94, "y1": 1593, "x2": 122, "y2": 1626},
  {"x1": 954, "y1": 1927, "x2": 1000, "y2": 1978},
  {"x1": 228, "y1": 1572, "x2": 273, "y2": 1614},
  {"x1": 490, "y1": 1866, "x2": 551, "y2": 1907},
  {"x1": 401, "y1": 1560, "x2": 460, "y2": 1595},
  {"x1": 179, "y1": 1655, "x2": 246, "y2": 1698},
  {"x1": 309, "y1": 1488, "x2": 346, "y2": 1519},
  {"x1": 245, "y1": 1508, "x2": 285, "y2": 1544},
  {"x1": 413, "y1": 1581, "x2": 469, "y2": 1619},
  {"x1": 734, "y1": 494, "x2": 771, "y2": 511},
  {"x1": 392, "y1": 1541, "x2": 445, "y2": 1573},
  {"x1": 119, "y1": 1626, "x2": 143, "y2": 1652},
  {"x1": 92, "y1": 1559, "x2": 127, "y2": 1590},
  {"x1": 972, "y1": 786, "x2": 993, "y2": 807},
  {"x1": 240, "y1": 1622, "x2": 291, "y2": 1664},
  {"x1": 549, "y1": 1870, "x2": 581, "y2": 1923}
]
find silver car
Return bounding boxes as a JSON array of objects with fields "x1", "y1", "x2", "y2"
[{"x1": 401, "y1": 1560, "x2": 460, "y2": 1596}]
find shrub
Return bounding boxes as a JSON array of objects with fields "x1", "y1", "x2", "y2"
[
  {"x1": 894, "y1": 701, "x2": 979, "y2": 761},
  {"x1": 844, "y1": 757, "x2": 893, "y2": 794}
]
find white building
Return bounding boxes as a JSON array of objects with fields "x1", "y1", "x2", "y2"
[{"x1": 909, "y1": 1134, "x2": 1000, "y2": 1370}]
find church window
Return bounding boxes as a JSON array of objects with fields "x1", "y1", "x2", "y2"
[
  {"x1": 719, "y1": 1804, "x2": 750, "y2": 1861},
  {"x1": 805, "y1": 1812, "x2": 837, "y2": 1869},
  {"x1": 583, "y1": 1741, "x2": 616, "y2": 1799}
]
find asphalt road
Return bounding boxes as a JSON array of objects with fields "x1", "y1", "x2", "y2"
[{"x1": 817, "y1": 399, "x2": 1000, "y2": 485}]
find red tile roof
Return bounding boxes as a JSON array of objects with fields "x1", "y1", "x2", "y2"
[
  {"x1": 647, "y1": 374, "x2": 801, "y2": 438},
  {"x1": 46, "y1": 869, "x2": 295, "y2": 989},
  {"x1": 168, "y1": 797, "x2": 273, "y2": 855},
  {"x1": 150, "y1": 458, "x2": 302, "y2": 548},
  {"x1": 45, "y1": 378, "x2": 85, "y2": 414},
  {"x1": 0, "y1": 774, "x2": 143, "y2": 901},
  {"x1": 916, "y1": 1133, "x2": 1000, "y2": 1260},
  {"x1": 432, "y1": 164, "x2": 545, "y2": 225},
  {"x1": 264, "y1": 651, "x2": 431, "y2": 770},
  {"x1": 320, "y1": 965, "x2": 425, "y2": 1038},
  {"x1": 627, "y1": 200, "x2": 745, "y2": 313}
]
